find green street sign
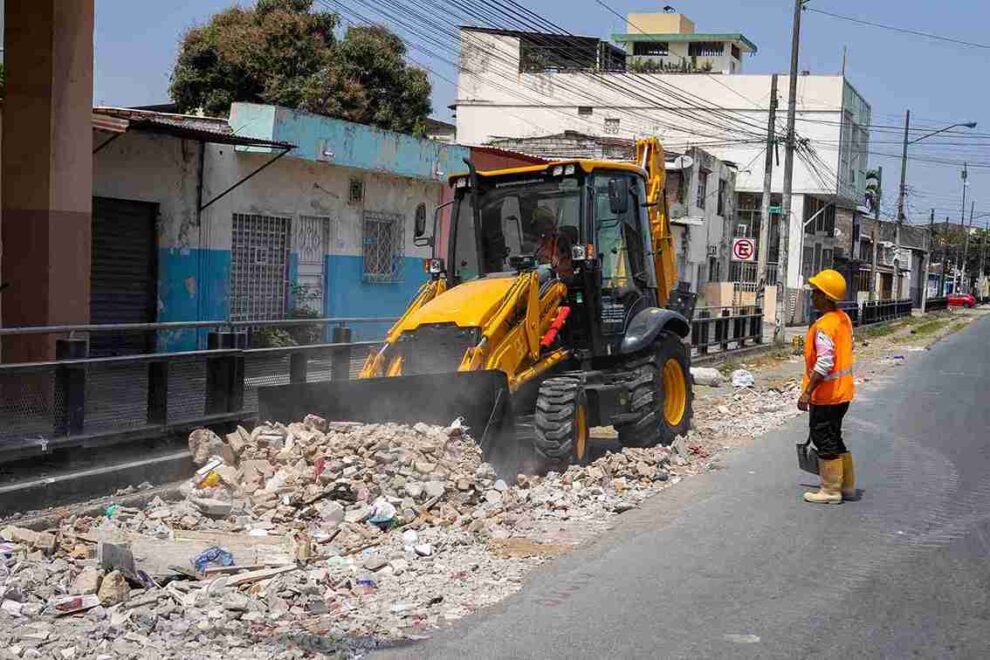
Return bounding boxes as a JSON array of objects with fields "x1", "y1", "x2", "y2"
[{"x1": 769, "y1": 205, "x2": 782, "y2": 214}]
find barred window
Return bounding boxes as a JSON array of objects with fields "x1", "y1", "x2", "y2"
[
  {"x1": 362, "y1": 210, "x2": 404, "y2": 283},
  {"x1": 230, "y1": 213, "x2": 291, "y2": 321}
]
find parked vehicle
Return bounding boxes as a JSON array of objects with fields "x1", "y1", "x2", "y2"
[{"x1": 947, "y1": 293, "x2": 977, "y2": 308}]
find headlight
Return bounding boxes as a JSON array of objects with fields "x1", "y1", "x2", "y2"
[
  {"x1": 570, "y1": 245, "x2": 586, "y2": 261},
  {"x1": 455, "y1": 177, "x2": 467, "y2": 188},
  {"x1": 564, "y1": 164, "x2": 576, "y2": 175},
  {"x1": 423, "y1": 258, "x2": 445, "y2": 274},
  {"x1": 551, "y1": 165, "x2": 564, "y2": 176}
]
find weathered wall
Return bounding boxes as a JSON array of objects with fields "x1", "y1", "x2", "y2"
[{"x1": 93, "y1": 110, "x2": 462, "y2": 350}]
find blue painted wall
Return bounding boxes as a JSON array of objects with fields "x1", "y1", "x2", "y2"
[
  {"x1": 325, "y1": 255, "x2": 426, "y2": 340},
  {"x1": 230, "y1": 103, "x2": 470, "y2": 181},
  {"x1": 157, "y1": 248, "x2": 230, "y2": 352}
]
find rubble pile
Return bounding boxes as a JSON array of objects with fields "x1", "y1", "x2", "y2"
[{"x1": 0, "y1": 417, "x2": 692, "y2": 658}]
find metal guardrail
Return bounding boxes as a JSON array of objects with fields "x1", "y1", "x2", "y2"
[
  {"x1": 860, "y1": 299, "x2": 912, "y2": 326},
  {"x1": 0, "y1": 319, "x2": 386, "y2": 464},
  {"x1": 924, "y1": 296, "x2": 948, "y2": 313},
  {"x1": 689, "y1": 306, "x2": 763, "y2": 356}
]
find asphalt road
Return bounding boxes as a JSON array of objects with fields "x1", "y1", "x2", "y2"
[{"x1": 379, "y1": 313, "x2": 990, "y2": 659}]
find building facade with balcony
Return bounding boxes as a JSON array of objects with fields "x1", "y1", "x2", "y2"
[{"x1": 612, "y1": 13, "x2": 757, "y2": 75}]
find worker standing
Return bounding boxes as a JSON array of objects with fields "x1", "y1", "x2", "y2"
[{"x1": 799, "y1": 269, "x2": 856, "y2": 504}]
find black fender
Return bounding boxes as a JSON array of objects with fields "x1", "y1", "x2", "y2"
[{"x1": 620, "y1": 307, "x2": 691, "y2": 354}]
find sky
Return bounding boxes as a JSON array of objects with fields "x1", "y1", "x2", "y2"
[{"x1": 92, "y1": 0, "x2": 990, "y2": 226}]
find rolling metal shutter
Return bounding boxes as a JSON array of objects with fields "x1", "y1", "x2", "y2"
[{"x1": 90, "y1": 197, "x2": 158, "y2": 357}]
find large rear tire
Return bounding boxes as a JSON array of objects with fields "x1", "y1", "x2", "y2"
[
  {"x1": 616, "y1": 333, "x2": 693, "y2": 447},
  {"x1": 533, "y1": 376, "x2": 591, "y2": 471}
]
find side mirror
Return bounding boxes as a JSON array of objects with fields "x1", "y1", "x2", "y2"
[
  {"x1": 413, "y1": 202, "x2": 435, "y2": 248},
  {"x1": 608, "y1": 177, "x2": 630, "y2": 214},
  {"x1": 414, "y1": 203, "x2": 427, "y2": 238}
]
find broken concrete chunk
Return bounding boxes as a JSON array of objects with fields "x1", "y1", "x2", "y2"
[
  {"x1": 188, "y1": 428, "x2": 226, "y2": 467},
  {"x1": 97, "y1": 571, "x2": 130, "y2": 607},
  {"x1": 690, "y1": 366, "x2": 724, "y2": 387},
  {"x1": 303, "y1": 414, "x2": 328, "y2": 433},
  {"x1": 69, "y1": 566, "x2": 103, "y2": 595}
]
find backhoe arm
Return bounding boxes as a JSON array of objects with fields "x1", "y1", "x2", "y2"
[{"x1": 636, "y1": 137, "x2": 677, "y2": 307}]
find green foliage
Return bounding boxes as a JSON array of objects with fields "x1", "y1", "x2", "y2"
[{"x1": 169, "y1": 0, "x2": 431, "y2": 135}]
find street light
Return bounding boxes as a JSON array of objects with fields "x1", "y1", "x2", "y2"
[{"x1": 893, "y1": 112, "x2": 977, "y2": 301}]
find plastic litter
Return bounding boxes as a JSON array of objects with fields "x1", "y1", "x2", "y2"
[
  {"x1": 104, "y1": 504, "x2": 119, "y2": 518},
  {"x1": 50, "y1": 594, "x2": 101, "y2": 616},
  {"x1": 368, "y1": 498, "x2": 397, "y2": 528},
  {"x1": 191, "y1": 546, "x2": 234, "y2": 573},
  {"x1": 731, "y1": 369, "x2": 755, "y2": 388}
]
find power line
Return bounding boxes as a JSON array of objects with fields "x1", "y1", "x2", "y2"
[{"x1": 805, "y1": 7, "x2": 990, "y2": 50}]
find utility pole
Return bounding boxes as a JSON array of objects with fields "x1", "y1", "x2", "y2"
[
  {"x1": 775, "y1": 0, "x2": 803, "y2": 345},
  {"x1": 870, "y1": 224, "x2": 878, "y2": 303},
  {"x1": 756, "y1": 74, "x2": 779, "y2": 291},
  {"x1": 960, "y1": 200, "x2": 975, "y2": 292},
  {"x1": 894, "y1": 109, "x2": 910, "y2": 301},
  {"x1": 980, "y1": 221, "x2": 988, "y2": 298},
  {"x1": 869, "y1": 166, "x2": 882, "y2": 302},
  {"x1": 921, "y1": 208, "x2": 934, "y2": 311},
  {"x1": 956, "y1": 163, "x2": 969, "y2": 293},
  {"x1": 940, "y1": 216, "x2": 949, "y2": 296}
]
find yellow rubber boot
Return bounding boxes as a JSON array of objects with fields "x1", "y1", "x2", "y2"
[
  {"x1": 840, "y1": 452, "x2": 856, "y2": 500},
  {"x1": 804, "y1": 457, "x2": 843, "y2": 504}
]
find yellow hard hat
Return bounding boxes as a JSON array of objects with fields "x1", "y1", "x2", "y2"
[{"x1": 807, "y1": 268, "x2": 847, "y2": 302}]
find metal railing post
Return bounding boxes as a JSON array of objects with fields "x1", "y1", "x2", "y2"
[
  {"x1": 331, "y1": 326, "x2": 353, "y2": 381},
  {"x1": 147, "y1": 361, "x2": 168, "y2": 426},
  {"x1": 206, "y1": 331, "x2": 245, "y2": 414},
  {"x1": 54, "y1": 338, "x2": 87, "y2": 436}
]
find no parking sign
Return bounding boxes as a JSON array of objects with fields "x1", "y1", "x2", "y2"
[{"x1": 731, "y1": 237, "x2": 756, "y2": 262}]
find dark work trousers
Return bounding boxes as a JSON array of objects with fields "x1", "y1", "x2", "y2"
[{"x1": 808, "y1": 402, "x2": 850, "y2": 460}]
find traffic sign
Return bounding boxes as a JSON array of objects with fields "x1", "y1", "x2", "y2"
[
  {"x1": 769, "y1": 205, "x2": 782, "y2": 214},
  {"x1": 731, "y1": 237, "x2": 756, "y2": 262}
]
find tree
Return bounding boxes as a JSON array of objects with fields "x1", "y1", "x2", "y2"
[
  {"x1": 864, "y1": 169, "x2": 881, "y2": 214},
  {"x1": 169, "y1": 0, "x2": 431, "y2": 135}
]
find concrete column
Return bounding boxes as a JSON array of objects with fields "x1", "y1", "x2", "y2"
[{"x1": 1, "y1": 0, "x2": 94, "y2": 361}]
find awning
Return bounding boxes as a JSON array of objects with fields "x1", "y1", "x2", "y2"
[{"x1": 671, "y1": 216, "x2": 704, "y2": 227}]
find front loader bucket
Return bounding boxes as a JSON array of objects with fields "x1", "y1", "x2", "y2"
[{"x1": 257, "y1": 371, "x2": 512, "y2": 450}]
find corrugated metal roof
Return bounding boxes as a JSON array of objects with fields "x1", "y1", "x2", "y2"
[{"x1": 93, "y1": 107, "x2": 294, "y2": 149}]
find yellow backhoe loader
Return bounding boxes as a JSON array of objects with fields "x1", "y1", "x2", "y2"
[{"x1": 259, "y1": 138, "x2": 694, "y2": 473}]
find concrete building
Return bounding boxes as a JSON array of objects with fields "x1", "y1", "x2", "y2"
[
  {"x1": 855, "y1": 217, "x2": 930, "y2": 305},
  {"x1": 455, "y1": 12, "x2": 872, "y2": 320},
  {"x1": 614, "y1": 12, "x2": 757, "y2": 75}
]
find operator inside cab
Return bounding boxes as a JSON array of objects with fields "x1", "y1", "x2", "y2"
[{"x1": 532, "y1": 206, "x2": 574, "y2": 280}]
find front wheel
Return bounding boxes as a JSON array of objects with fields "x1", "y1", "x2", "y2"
[
  {"x1": 616, "y1": 333, "x2": 693, "y2": 447},
  {"x1": 533, "y1": 376, "x2": 591, "y2": 471}
]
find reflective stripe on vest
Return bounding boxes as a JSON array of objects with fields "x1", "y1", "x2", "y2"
[{"x1": 822, "y1": 367, "x2": 853, "y2": 382}]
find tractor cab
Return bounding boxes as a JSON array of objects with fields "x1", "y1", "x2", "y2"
[{"x1": 442, "y1": 161, "x2": 660, "y2": 359}]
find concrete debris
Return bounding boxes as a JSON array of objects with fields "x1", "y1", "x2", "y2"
[
  {"x1": 96, "y1": 571, "x2": 129, "y2": 607},
  {"x1": 690, "y1": 367, "x2": 724, "y2": 387},
  {"x1": 0, "y1": 382, "x2": 804, "y2": 659},
  {"x1": 731, "y1": 369, "x2": 756, "y2": 387}
]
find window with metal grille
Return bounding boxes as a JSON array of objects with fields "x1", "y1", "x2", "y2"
[
  {"x1": 230, "y1": 213, "x2": 291, "y2": 321},
  {"x1": 604, "y1": 117, "x2": 620, "y2": 134},
  {"x1": 633, "y1": 41, "x2": 669, "y2": 56},
  {"x1": 696, "y1": 170, "x2": 709, "y2": 209},
  {"x1": 578, "y1": 106, "x2": 594, "y2": 116},
  {"x1": 362, "y1": 210, "x2": 405, "y2": 283},
  {"x1": 689, "y1": 42, "x2": 724, "y2": 57},
  {"x1": 349, "y1": 178, "x2": 364, "y2": 204}
]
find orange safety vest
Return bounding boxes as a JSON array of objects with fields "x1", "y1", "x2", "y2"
[{"x1": 802, "y1": 309, "x2": 855, "y2": 405}]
